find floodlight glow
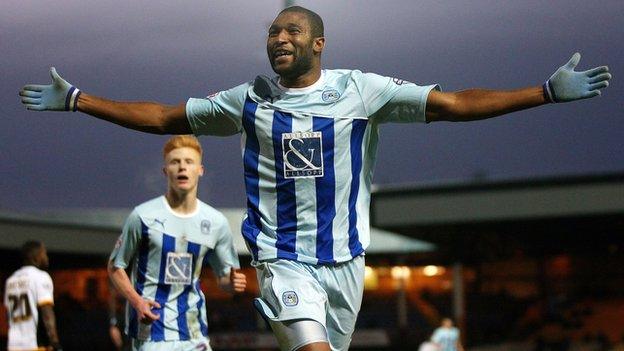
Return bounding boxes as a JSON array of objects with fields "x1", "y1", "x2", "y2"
[
  {"x1": 391, "y1": 266, "x2": 411, "y2": 280},
  {"x1": 423, "y1": 265, "x2": 440, "y2": 276}
]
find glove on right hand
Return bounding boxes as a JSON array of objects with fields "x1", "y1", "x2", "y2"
[{"x1": 19, "y1": 67, "x2": 81, "y2": 111}]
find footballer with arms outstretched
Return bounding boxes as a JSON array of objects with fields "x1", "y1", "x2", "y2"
[{"x1": 20, "y1": 5, "x2": 610, "y2": 351}]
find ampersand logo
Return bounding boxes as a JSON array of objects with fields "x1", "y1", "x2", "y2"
[
  {"x1": 165, "y1": 252, "x2": 193, "y2": 285},
  {"x1": 282, "y1": 131, "x2": 324, "y2": 179}
]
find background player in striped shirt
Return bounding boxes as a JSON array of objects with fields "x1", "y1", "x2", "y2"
[
  {"x1": 20, "y1": 5, "x2": 611, "y2": 351},
  {"x1": 431, "y1": 318, "x2": 464, "y2": 351},
  {"x1": 107, "y1": 135, "x2": 247, "y2": 351},
  {"x1": 4, "y1": 241, "x2": 62, "y2": 351}
]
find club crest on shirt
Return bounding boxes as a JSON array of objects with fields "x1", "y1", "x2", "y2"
[
  {"x1": 165, "y1": 252, "x2": 193, "y2": 285},
  {"x1": 200, "y1": 220, "x2": 211, "y2": 234},
  {"x1": 282, "y1": 291, "x2": 299, "y2": 306},
  {"x1": 282, "y1": 131, "x2": 324, "y2": 178},
  {"x1": 321, "y1": 89, "x2": 340, "y2": 102}
]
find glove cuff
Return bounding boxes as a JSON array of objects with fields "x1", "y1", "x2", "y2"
[
  {"x1": 65, "y1": 86, "x2": 81, "y2": 112},
  {"x1": 542, "y1": 80, "x2": 557, "y2": 103}
]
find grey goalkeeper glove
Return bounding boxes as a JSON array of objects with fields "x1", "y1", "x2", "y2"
[
  {"x1": 19, "y1": 67, "x2": 81, "y2": 111},
  {"x1": 543, "y1": 53, "x2": 611, "y2": 103}
]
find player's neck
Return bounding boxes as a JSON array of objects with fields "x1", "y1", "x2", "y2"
[
  {"x1": 279, "y1": 67, "x2": 322, "y2": 88},
  {"x1": 165, "y1": 190, "x2": 198, "y2": 215}
]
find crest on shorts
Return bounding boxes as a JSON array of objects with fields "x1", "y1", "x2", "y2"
[
  {"x1": 282, "y1": 131, "x2": 324, "y2": 178},
  {"x1": 165, "y1": 252, "x2": 193, "y2": 285},
  {"x1": 282, "y1": 291, "x2": 299, "y2": 306},
  {"x1": 200, "y1": 220, "x2": 211, "y2": 235}
]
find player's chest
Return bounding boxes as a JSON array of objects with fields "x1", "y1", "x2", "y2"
[
  {"x1": 246, "y1": 86, "x2": 368, "y2": 137},
  {"x1": 143, "y1": 215, "x2": 217, "y2": 249}
]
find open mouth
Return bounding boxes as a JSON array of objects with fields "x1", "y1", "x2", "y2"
[
  {"x1": 177, "y1": 175, "x2": 189, "y2": 181},
  {"x1": 273, "y1": 49, "x2": 293, "y2": 62}
]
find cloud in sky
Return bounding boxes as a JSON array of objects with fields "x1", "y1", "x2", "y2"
[{"x1": 1, "y1": 0, "x2": 622, "y2": 210}]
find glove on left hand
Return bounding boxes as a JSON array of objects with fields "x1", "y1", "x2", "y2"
[{"x1": 543, "y1": 53, "x2": 611, "y2": 103}]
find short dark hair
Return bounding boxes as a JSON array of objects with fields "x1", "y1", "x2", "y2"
[
  {"x1": 21, "y1": 240, "x2": 43, "y2": 264},
  {"x1": 280, "y1": 6, "x2": 324, "y2": 38}
]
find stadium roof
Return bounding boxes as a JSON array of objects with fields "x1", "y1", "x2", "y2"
[
  {"x1": 372, "y1": 172, "x2": 624, "y2": 227},
  {"x1": 0, "y1": 208, "x2": 435, "y2": 256}
]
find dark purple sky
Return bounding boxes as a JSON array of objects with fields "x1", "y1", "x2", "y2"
[{"x1": 1, "y1": 0, "x2": 622, "y2": 210}]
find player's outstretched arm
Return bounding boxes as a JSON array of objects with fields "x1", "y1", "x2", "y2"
[
  {"x1": 19, "y1": 67, "x2": 191, "y2": 135},
  {"x1": 426, "y1": 53, "x2": 611, "y2": 122}
]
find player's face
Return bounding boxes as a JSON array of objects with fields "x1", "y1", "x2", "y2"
[
  {"x1": 163, "y1": 147, "x2": 204, "y2": 195},
  {"x1": 267, "y1": 12, "x2": 322, "y2": 79}
]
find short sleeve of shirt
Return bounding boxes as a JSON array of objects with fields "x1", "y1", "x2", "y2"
[
  {"x1": 205, "y1": 213, "x2": 240, "y2": 277},
  {"x1": 186, "y1": 82, "x2": 250, "y2": 136},
  {"x1": 109, "y1": 209, "x2": 143, "y2": 269},
  {"x1": 35, "y1": 272, "x2": 54, "y2": 306},
  {"x1": 354, "y1": 71, "x2": 439, "y2": 124},
  {"x1": 431, "y1": 328, "x2": 442, "y2": 343}
]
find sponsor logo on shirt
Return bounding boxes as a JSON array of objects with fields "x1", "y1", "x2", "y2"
[
  {"x1": 282, "y1": 131, "x2": 324, "y2": 179},
  {"x1": 282, "y1": 291, "x2": 299, "y2": 306},
  {"x1": 321, "y1": 89, "x2": 340, "y2": 102},
  {"x1": 165, "y1": 252, "x2": 193, "y2": 285}
]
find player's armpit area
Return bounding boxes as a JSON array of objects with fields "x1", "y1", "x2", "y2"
[{"x1": 37, "y1": 299, "x2": 54, "y2": 307}]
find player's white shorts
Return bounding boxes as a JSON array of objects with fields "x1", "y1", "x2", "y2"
[
  {"x1": 253, "y1": 255, "x2": 365, "y2": 351},
  {"x1": 131, "y1": 337, "x2": 211, "y2": 351}
]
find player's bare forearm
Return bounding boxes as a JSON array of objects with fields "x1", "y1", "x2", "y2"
[
  {"x1": 39, "y1": 304, "x2": 60, "y2": 345},
  {"x1": 108, "y1": 261, "x2": 160, "y2": 322},
  {"x1": 426, "y1": 86, "x2": 546, "y2": 122},
  {"x1": 77, "y1": 93, "x2": 191, "y2": 134},
  {"x1": 107, "y1": 261, "x2": 144, "y2": 307}
]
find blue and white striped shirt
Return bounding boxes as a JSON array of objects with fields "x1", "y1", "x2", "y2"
[
  {"x1": 187, "y1": 69, "x2": 438, "y2": 265},
  {"x1": 432, "y1": 327, "x2": 461, "y2": 351},
  {"x1": 110, "y1": 196, "x2": 239, "y2": 341}
]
